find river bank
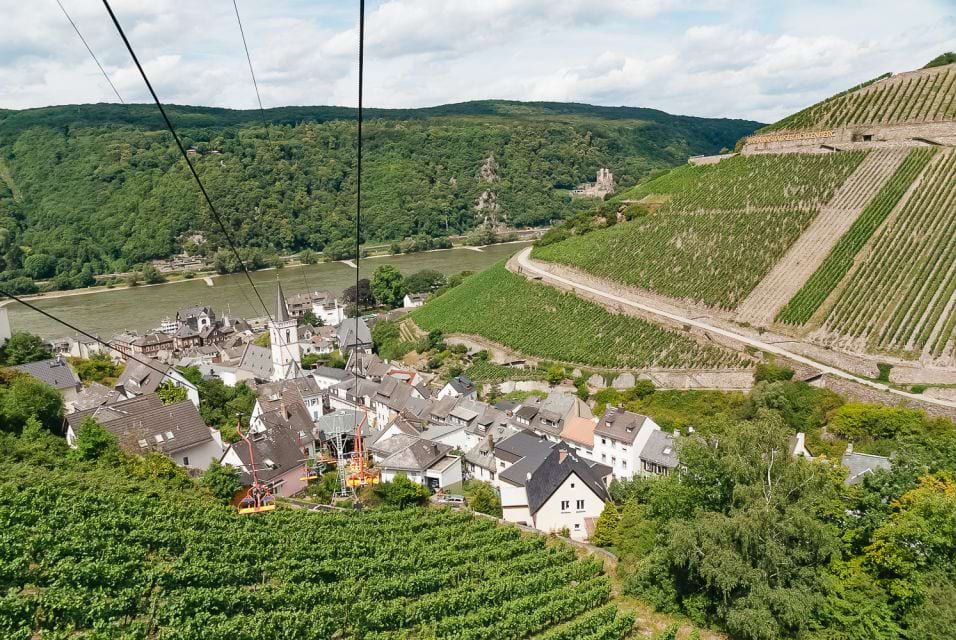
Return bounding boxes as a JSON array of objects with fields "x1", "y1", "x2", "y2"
[{"x1": 7, "y1": 242, "x2": 530, "y2": 339}]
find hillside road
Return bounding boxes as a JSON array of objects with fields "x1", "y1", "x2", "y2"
[{"x1": 513, "y1": 246, "x2": 956, "y2": 410}]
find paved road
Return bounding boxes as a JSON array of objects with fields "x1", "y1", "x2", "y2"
[{"x1": 514, "y1": 247, "x2": 956, "y2": 409}]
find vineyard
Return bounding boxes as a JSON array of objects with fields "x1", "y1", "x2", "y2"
[
  {"x1": 531, "y1": 152, "x2": 870, "y2": 310},
  {"x1": 736, "y1": 148, "x2": 910, "y2": 324},
  {"x1": 465, "y1": 360, "x2": 546, "y2": 383},
  {"x1": 410, "y1": 263, "x2": 747, "y2": 369},
  {"x1": 758, "y1": 62, "x2": 956, "y2": 133},
  {"x1": 0, "y1": 446, "x2": 631, "y2": 640},
  {"x1": 822, "y1": 149, "x2": 956, "y2": 360},
  {"x1": 618, "y1": 151, "x2": 866, "y2": 213},
  {"x1": 776, "y1": 148, "x2": 936, "y2": 325}
]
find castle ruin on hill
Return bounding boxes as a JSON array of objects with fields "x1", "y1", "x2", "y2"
[{"x1": 571, "y1": 168, "x2": 615, "y2": 198}]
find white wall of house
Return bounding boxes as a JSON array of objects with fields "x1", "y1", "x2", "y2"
[
  {"x1": 500, "y1": 483, "x2": 532, "y2": 526},
  {"x1": 168, "y1": 369, "x2": 201, "y2": 407},
  {"x1": 315, "y1": 301, "x2": 345, "y2": 327},
  {"x1": 532, "y1": 472, "x2": 605, "y2": 541},
  {"x1": 592, "y1": 418, "x2": 659, "y2": 480},
  {"x1": 425, "y1": 457, "x2": 462, "y2": 489},
  {"x1": 465, "y1": 461, "x2": 496, "y2": 483},
  {"x1": 381, "y1": 468, "x2": 423, "y2": 484},
  {"x1": 172, "y1": 435, "x2": 225, "y2": 471}
]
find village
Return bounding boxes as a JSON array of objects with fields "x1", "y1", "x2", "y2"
[{"x1": 7, "y1": 278, "x2": 888, "y2": 542}]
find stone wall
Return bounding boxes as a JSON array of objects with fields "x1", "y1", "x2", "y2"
[
  {"x1": 742, "y1": 121, "x2": 956, "y2": 154},
  {"x1": 820, "y1": 375, "x2": 956, "y2": 421}
]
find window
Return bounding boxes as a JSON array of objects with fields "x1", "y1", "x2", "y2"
[
  {"x1": 611, "y1": 457, "x2": 616, "y2": 465},
  {"x1": 573, "y1": 523, "x2": 581, "y2": 530},
  {"x1": 622, "y1": 460, "x2": 627, "y2": 469},
  {"x1": 576, "y1": 499, "x2": 584, "y2": 511},
  {"x1": 182, "y1": 456, "x2": 189, "y2": 466},
  {"x1": 601, "y1": 454, "x2": 606, "y2": 462},
  {"x1": 499, "y1": 461, "x2": 506, "y2": 469},
  {"x1": 570, "y1": 482, "x2": 575, "y2": 488},
  {"x1": 601, "y1": 438, "x2": 606, "y2": 445},
  {"x1": 560, "y1": 500, "x2": 570, "y2": 512},
  {"x1": 154, "y1": 434, "x2": 164, "y2": 443},
  {"x1": 165, "y1": 431, "x2": 175, "y2": 440}
]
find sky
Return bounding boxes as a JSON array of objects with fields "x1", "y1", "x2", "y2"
[{"x1": 1, "y1": 0, "x2": 954, "y2": 123}]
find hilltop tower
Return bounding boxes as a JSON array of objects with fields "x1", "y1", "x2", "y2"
[{"x1": 270, "y1": 281, "x2": 300, "y2": 381}]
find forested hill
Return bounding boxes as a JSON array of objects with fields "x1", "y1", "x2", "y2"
[{"x1": 0, "y1": 100, "x2": 758, "y2": 290}]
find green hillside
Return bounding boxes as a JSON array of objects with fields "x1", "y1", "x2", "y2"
[
  {"x1": 411, "y1": 263, "x2": 746, "y2": 369},
  {"x1": 756, "y1": 59, "x2": 956, "y2": 134},
  {"x1": 0, "y1": 101, "x2": 758, "y2": 292},
  {"x1": 532, "y1": 151, "x2": 865, "y2": 309},
  {"x1": 0, "y1": 428, "x2": 631, "y2": 639}
]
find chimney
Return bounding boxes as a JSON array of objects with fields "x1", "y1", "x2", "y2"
[
  {"x1": 280, "y1": 397, "x2": 288, "y2": 420},
  {"x1": 559, "y1": 449, "x2": 567, "y2": 464}
]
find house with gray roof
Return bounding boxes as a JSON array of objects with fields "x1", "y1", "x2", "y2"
[
  {"x1": 593, "y1": 407, "x2": 661, "y2": 480},
  {"x1": 498, "y1": 441, "x2": 611, "y2": 541},
  {"x1": 438, "y1": 374, "x2": 476, "y2": 400},
  {"x1": 377, "y1": 437, "x2": 461, "y2": 492},
  {"x1": 114, "y1": 358, "x2": 200, "y2": 407},
  {"x1": 219, "y1": 419, "x2": 309, "y2": 497},
  {"x1": 66, "y1": 395, "x2": 223, "y2": 470},
  {"x1": 13, "y1": 357, "x2": 82, "y2": 409},
  {"x1": 336, "y1": 318, "x2": 372, "y2": 354},
  {"x1": 841, "y1": 444, "x2": 892, "y2": 485},
  {"x1": 639, "y1": 430, "x2": 679, "y2": 476}
]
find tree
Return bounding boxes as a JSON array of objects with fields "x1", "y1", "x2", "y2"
[
  {"x1": 71, "y1": 353, "x2": 122, "y2": 385},
  {"x1": 199, "y1": 460, "x2": 242, "y2": 503},
  {"x1": 0, "y1": 373, "x2": 64, "y2": 433},
  {"x1": 405, "y1": 269, "x2": 446, "y2": 294},
  {"x1": 300, "y1": 309, "x2": 320, "y2": 327},
  {"x1": 463, "y1": 480, "x2": 501, "y2": 517},
  {"x1": 590, "y1": 502, "x2": 621, "y2": 547},
  {"x1": 546, "y1": 364, "x2": 566, "y2": 386},
  {"x1": 252, "y1": 332, "x2": 270, "y2": 347},
  {"x1": 72, "y1": 417, "x2": 119, "y2": 462},
  {"x1": 632, "y1": 379, "x2": 656, "y2": 399},
  {"x1": 754, "y1": 362, "x2": 795, "y2": 383},
  {"x1": 298, "y1": 249, "x2": 319, "y2": 264},
  {"x1": 373, "y1": 474, "x2": 431, "y2": 508},
  {"x1": 157, "y1": 380, "x2": 188, "y2": 405},
  {"x1": 0, "y1": 332, "x2": 52, "y2": 365},
  {"x1": 140, "y1": 263, "x2": 166, "y2": 284},
  {"x1": 371, "y1": 264, "x2": 407, "y2": 308},
  {"x1": 301, "y1": 353, "x2": 321, "y2": 369},
  {"x1": 342, "y1": 278, "x2": 374, "y2": 309},
  {"x1": 23, "y1": 253, "x2": 56, "y2": 279}
]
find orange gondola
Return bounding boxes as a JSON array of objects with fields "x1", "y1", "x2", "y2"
[{"x1": 236, "y1": 420, "x2": 277, "y2": 515}]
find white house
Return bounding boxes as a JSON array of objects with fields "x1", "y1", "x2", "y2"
[
  {"x1": 13, "y1": 357, "x2": 83, "y2": 411},
  {"x1": 498, "y1": 442, "x2": 611, "y2": 541},
  {"x1": 438, "y1": 375, "x2": 477, "y2": 400},
  {"x1": 66, "y1": 395, "x2": 224, "y2": 470},
  {"x1": 402, "y1": 293, "x2": 428, "y2": 308},
  {"x1": 592, "y1": 408, "x2": 661, "y2": 480},
  {"x1": 372, "y1": 435, "x2": 462, "y2": 491}
]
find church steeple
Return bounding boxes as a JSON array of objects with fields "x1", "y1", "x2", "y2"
[
  {"x1": 275, "y1": 280, "x2": 290, "y2": 323},
  {"x1": 269, "y1": 279, "x2": 300, "y2": 381}
]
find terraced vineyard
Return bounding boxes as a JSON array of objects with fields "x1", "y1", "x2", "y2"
[
  {"x1": 619, "y1": 151, "x2": 866, "y2": 212},
  {"x1": 777, "y1": 148, "x2": 936, "y2": 325},
  {"x1": 823, "y1": 149, "x2": 956, "y2": 360},
  {"x1": 411, "y1": 263, "x2": 747, "y2": 369},
  {"x1": 758, "y1": 62, "x2": 956, "y2": 133},
  {"x1": 0, "y1": 449, "x2": 630, "y2": 640}
]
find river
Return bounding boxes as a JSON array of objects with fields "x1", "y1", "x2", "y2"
[{"x1": 7, "y1": 242, "x2": 530, "y2": 340}]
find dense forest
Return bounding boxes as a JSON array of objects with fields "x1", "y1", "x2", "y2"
[{"x1": 0, "y1": 101, "x2": 758, "y2": 292}]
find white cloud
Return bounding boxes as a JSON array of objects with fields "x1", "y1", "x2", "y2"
[{"x1": 0, "y1": 0, "x2": 953, "y2": 123}]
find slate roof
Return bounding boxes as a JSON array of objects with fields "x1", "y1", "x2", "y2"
[
  {"x1": 13, "y1": 358, "x2": 80, "y2": 390},
  {"x1": 275, "y1": 282, "x2": 291, "y2": 323},
  {"x1": 237, "y1": 343, "x2": 273, "y2": 380},
  {"x1": 227, "y1": 423, "x2": 305, "y2": 484},
  {"x1": 495, "y1": 430, "x2": 553, "y2": 465},
  {"x1": 595, "y1": 408, "x2": 651, "y2": 444},
  {"x1": 116, "y1": 359, "x2": 173, "y2": 396},
  {"x1": 378, "y1": 437, "x2": 453, "y2": 473},
  {"x1": 368, "y1": 432, "x2": 420, "y2": 458},
  {"x1": 312, "y1": 366, "x2": 350, "y2": 384},
  {"x1": 502, "y1": 443, "x2": 611, "y2": 515},
  {"x1": 446, "y1": 375, "x2": 475, "y2": 395},
  {"x1": 337, "y1": 318, "x2": 372, "y2": 349},
  {"x1": 640, "y1": 430, "x2": 678, "y2": 468},
  {"x1": 464, "y1": 424, "x2": 521, "y2": 470},
  {"x1": 841, "y1": 451, "x2": 892, "y2": 485},
  {"x1": 69, "y1": 396, "x2": 213, "y2": 455},
  {"x1": 71, "y1": 382, "x2": 120, "y2": 412}
]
